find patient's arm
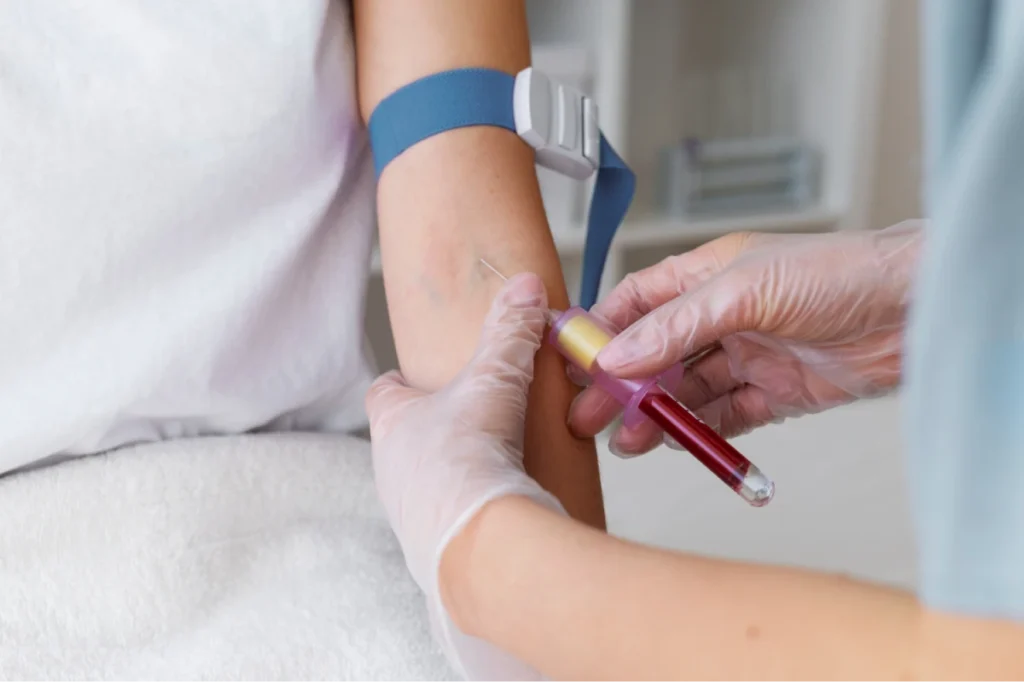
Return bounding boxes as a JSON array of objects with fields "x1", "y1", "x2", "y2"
[{"x1": 353, "y1": 0, "x2": 605, "y2": 527}]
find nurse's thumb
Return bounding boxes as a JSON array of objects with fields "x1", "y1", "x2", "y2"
[
  {"x1": 468, "y1": 272, "x2": 549, "y2": 395},
  {"x1": 365, "y1": 370, "x2": 424, "y2": 437}
]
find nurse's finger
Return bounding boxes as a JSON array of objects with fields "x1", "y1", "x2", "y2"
[
  {"x1": 671, "y1": 349, "x2": 742, "y2": 413},
  {"x1": 608, "y1": 419, "x2": 665, "y2": 459},
  {"x1": 365, "y1": 371, "x2": 424, "y2": 437},
  {"x1": 592, "y1": 234, "x2": 751, "y2": 336},
  {"x1": 694, "y1": 385, "x2": 782, "y2": 440},
  {"x1": 598, "y1": 266, "x2": 762, "y2": 380},
  {"x1": 568, "y1": 385, "x2": 621, "y2": 438}
]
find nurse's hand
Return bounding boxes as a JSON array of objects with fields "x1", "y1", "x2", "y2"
[
  {"x1": 366, "y1": 272, "x2": 563, "y2": 680},
  {"x1": 570, "y1": 221, "x2": 923, "y2": 455}
]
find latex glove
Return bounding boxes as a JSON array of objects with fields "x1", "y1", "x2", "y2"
[
  {"x1": 366, "y1": 272, "x2": 565, "y2": 681},
  {"x1": 569, "y1": 221, "x2": 923, "y2": 455}
]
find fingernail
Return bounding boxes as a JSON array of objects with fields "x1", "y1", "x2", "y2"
[{"x1": 608, "y1": 439, "x2": 637, "y2": 460}]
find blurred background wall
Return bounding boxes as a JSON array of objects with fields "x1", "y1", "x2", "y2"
[{"x1": 870, "y1": 0, "x2": 922, "y2": 229}]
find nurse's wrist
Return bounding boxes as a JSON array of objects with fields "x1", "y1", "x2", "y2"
[
  {"x1": 438, "y1": 496, "x2": 506, "y2": 637},
  {"x1": 438, "y1": 494, "x2": 551, "y2": 638}
]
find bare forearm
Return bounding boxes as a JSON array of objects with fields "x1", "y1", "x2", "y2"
[
  {"x1": 354, "y1": 0, "x2": 604, "y2": 526},
  {"x1": 442, "y1": 496, "x2": 1024, "y2": 680}
]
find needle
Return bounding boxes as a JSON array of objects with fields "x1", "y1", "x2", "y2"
[
  {"x1": 479, "y1": 258, "x2": 507, "y2": 282},
  {"x1": 479, "y1": 258, "x2": 562, "y2": 324}
]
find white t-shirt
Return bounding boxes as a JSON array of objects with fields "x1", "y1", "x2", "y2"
[{"x1": 0, "y1": 1, "x2": 377, "y2": 474}]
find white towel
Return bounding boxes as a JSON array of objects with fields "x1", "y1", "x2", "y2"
[{"x1": 0, "y1": 433, "x2": 454, "y2": 680}]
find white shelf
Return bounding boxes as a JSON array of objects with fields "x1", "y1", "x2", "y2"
[{"x1": 623, "y1": 0, "x2": 885, "y2": 229}]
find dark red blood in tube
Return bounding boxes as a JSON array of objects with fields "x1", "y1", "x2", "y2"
[{"x1": 638, "y1": 391, "x2": 750, "y2": 492}]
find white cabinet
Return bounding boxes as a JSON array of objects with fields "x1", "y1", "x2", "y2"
[{"x1": 524, "y1": 0, "x2": 887, "y2": 298}]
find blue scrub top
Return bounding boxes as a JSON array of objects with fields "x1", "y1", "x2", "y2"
[{"x1": 907, "y1": 0, "x2": 1024, "y2": 619}]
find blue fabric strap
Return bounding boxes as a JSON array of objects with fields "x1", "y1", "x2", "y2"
[
  {"x1": 586, "y1": 136, "x2": 634, "y2": 309},
  {"x1": 368, "y1": 67, "x2": 635, "y2": 309},
  {"x1": 368, "y1": 69, "x2": 517, "y2": 177}
]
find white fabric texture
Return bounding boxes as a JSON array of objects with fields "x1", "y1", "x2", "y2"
[
  {"x1": 0, "y1": 0, "x2": 377, "y2": 475},
  {"x1": 0, "y1": 433, "x2": 454, "y2": 680}
]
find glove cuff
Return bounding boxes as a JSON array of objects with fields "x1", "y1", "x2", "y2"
[{"x1": 431, "y1": 480, "x2": 565, "y2": 680}]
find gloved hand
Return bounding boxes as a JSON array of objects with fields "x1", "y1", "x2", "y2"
[
  {"x1": 366, "y1": 272, "x2": 564, "y2": 681},
  {"x1": 570, "y1": 221, "x2": 923, "y2": 455}
]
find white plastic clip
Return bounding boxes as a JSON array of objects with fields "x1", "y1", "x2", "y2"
[{"x1": 513, "y1": 67, "x2": 600, "y2": 181}]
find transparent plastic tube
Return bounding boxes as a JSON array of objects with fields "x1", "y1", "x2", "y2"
[{"x1": 549, "y1": 307, "x2": 774, "y2": 507}]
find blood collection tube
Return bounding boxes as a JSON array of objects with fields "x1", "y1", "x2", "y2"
[{"x1": 548, "y1": 307, "x2": 774, "y2": 507}]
